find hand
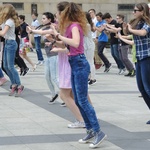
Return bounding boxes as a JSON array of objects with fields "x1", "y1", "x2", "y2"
[
  {"x1": 50, "y1": 24, "x2": 58, "y2": 36},
  {"x1": 127, "y1": 23, "x2": 132, "y2": 31},
  {"x1": 51, "y1": 47, "x2": 59, "y2": 52},
  {"x1": 117, "y1": 32, "x2": 121, "y2": 39}
]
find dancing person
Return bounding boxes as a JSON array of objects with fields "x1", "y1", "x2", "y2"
[
  {"x1": 127, "y1": 2, "x2": 150, "y2": 124},
  {"x1": 0, "y1": 4, "x2": 24, "y2": 96},
  {"x1": 51, "y1": 2, "x2": 107, "y2": 148}
]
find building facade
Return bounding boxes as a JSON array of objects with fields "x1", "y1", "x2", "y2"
[{"x1": 1, "y1": 0, "x2": 149, "y2": 24}]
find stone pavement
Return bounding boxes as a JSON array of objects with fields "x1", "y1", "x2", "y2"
[{"x1": 0, "y1": 49, "x2": 150, "y2": 150}]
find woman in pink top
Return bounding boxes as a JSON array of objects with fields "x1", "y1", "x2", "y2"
[{"x1": 51, "y1": 2, "x2": 106, "y2": 149}]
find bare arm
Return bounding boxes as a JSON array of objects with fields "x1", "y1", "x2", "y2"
[
  {"x1": 0, "y1": 25, "x2": 9, "y2": 37},
  {"x1": 53, "y1": 26, "x2": 80, "y2": 48},
  {"x1": 127, "y1": 23, "x2": 147, "y2": 36},
  {"x1": 118, "y1": 32, "x2": 134, "y2": 45}
]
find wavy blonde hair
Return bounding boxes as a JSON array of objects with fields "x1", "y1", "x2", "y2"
[
  {"x1": 0, "y1": 4, "x2": 19, "y2": 27},
  {"x1": 57, "y1": 2, "x2": 88, "y2": 35}
]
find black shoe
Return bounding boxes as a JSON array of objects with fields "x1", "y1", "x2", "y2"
[
  {"x1": 124, "y1": 72, "x2": 132, "y2": 76},
  {"x1": 146, "y1": 120, "x2": 150, "y2": 124},
  {"x1": 104, "y1": 63, "x2": 112, "y2": 72},
  {"x1": 20, "y1": 68, "x2": 24, "y2": 76},
  {"x1": 22, "y1": 68, "x2": 30, "y2": 76},
  {"x1": 130, "y1": 70, "x2": 136, "y2": 77},
  {"x1": 88, "y1": 79, "x2": 96, "y2": 85},
  {"x1": 48, "y1": 94, "x2": 58, "y2": 104}
]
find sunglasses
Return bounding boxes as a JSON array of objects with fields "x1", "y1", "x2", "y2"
[{"x1": 133, "y1": 9, "x2": 141, "y2": 13}]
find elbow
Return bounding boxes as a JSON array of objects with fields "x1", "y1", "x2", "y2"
[{"x1": 73, "y1": 42, "x2": 79, "y2": 48}]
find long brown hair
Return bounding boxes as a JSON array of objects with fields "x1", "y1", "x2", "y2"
[
  {"x1": 0, "y1": 4, "x2": 19, "y2": 27},
  {"x1": 85, "y1": 12, "x2": 94, "y2": 32},
  {"x1": 57, "y1": 2, "x2": 88, "y2": 35},
  {"x1": 129, "y1": 3, "x2": 150, "y2": 29}
]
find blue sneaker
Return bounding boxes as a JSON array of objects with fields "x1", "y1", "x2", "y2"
[
  {"x1": 78, "y1": 129, "x2": 94, "y2": 144},
  {"x1": 89, "y1": 130, "x2": 107, "y2": 148},
  {"x1": 146, "y1": 120, "x2": 150, "y2": 124}
]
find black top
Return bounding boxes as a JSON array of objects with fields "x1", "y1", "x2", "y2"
[
  {"x1": 20, "y1": 22, "x2": 28, "y2": 38},
  {"x1": 109, "y1": 19, "x2": 118, "y2": 45},
  {"x1": 116, "y1": 22, "x2": 128, "y2": 46}
]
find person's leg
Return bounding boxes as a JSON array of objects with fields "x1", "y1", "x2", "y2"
[
  {"x1": 98, "y1": 41, "x2": 110, "y2": 68},
  {"x1": 121, "y1": 45, "x2": 134, "y2": 72},
  {"x1": 112, "y1": 44, "x2": 125, "y2": 70},
  {"x1": 44, "y1": 58, "x2": 56, "y2": 97},
  {"x1": 69, "y1": 55, "x2": 99, "y2": 132},
  {"x1": 94, "y1": 41, "x2": 103, "y2": 69},
  {"x1": 136, "y1": 59, "x2": 150, "y2": 109},
  {"x1": 59, "y1": 88, "x2": 84, "y2": 122},
  {"x1": 34, "y1": 36, "x2": 44, "y2": 61}
]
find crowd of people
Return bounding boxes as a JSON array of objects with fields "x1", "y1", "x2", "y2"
[{"x1": 0, "y1": 1, "x2": 150, "y2": 149}]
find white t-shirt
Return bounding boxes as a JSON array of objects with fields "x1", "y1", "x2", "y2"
[
  {"x1": 1, "y1": 18, "x2": 16, "y2": 40},
  {"x1": 31, "y1": 19, "x2": 41, "y2": 37},
  {"x1": 92, "y1": 17, "x2": 98, "y2": 39}
]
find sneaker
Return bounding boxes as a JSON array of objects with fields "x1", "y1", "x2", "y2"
[
  {"x1": 36, "y1": 61, "x2": 41, "y2": 65},
  {"x1": 20, "y1": 68, "x2": 24, "y2": 76},
  {"x1": 0, "y1": 77, "x2": 7, "y2": 86},
  {"x1": 60, "y1": 102, "x2": 66, "y2": 107},
  {"x1": 130, "y1": 69, "x2": 136, "y2": 77},
  {"x1": 104, "y1": 63, "x2": 112, "y2": 72},
  {"x1": 124, "y1": 72, "x2": 132, "y2": 77},
  {"x1": 68, "y1": 121, "x2": 85, "y2": 128},
  {"x1": 22, "y1": 68, "x2": 30, "y2": 76},
  {"x1": 9, "y1": 85, "x2": 18, "y2": 96},
  {"x1": 78, "y1": 129, "x2": 94, "y2": 144},
  {"x1": 88, "y1": 79, "x2": 96, "y2": 86},
  {"x1": 89, "y1": 130, "x2": 107, "y2": 148},
  {"x1": 15, "y1": 85, "x2": 24, "y2": 97},
  {"x1": 39, "y1": 60, "x2": 44, "y2": 66},
  {"x1": 48, "y1": 94, "x2": 58, "y2": 104},
  {"x1": 118, "y1": 68, "x2": 126, "y2": 75},
  {"x1": 146, "y1": 120, "x2": 150, "y2": 124}
]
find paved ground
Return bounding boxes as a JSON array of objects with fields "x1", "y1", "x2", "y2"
[{"x1": 0, "y1": 49, "x2": 150, "y2": 150}]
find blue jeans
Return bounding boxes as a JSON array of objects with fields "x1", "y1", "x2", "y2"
[
  {"x1": 34, "y1": 36, "x2": 44, "y2": 61},
  {"x1": 69, "y1": 54, "x2": 100, "y2": 133},
  {"x1": 44, "y1": 56, "x2": 59, "y2": 97},
  {"x1": 3, "y1": 40, "x2": 21, "y2": 85},
  {"x1": 0, "y1": 68, "x2": 4, "y2": 78},
  {"x1": 136, "y1": 57, "x2": 150, "y2": 109},
  {"x1": 111, "y1": 44, "x2": 125, "y2": 69}
]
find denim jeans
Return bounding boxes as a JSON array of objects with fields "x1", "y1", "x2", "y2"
[
  {"x1": 3, "y1": 40, "x2": 21, "y2": 85},
  {"x1": 44, "y1": 56, "x2": 59, "y2": 97},
  {"x1": 34, "y1": 36, "x2": 44, "y2": 61},
  {"x1": 69, "y1": 54, "x2": 100, "y2": 133},
  {"x1": 0, "y1": 68, "x2": 4, "y2": 78},
  {"x1": 98, "y1": 41, "x2": 110, "y2": 68},
  {"x1": 111, "y1": 44, "x2": 125, "y2": 69},
  {"x1": 136, "y1": 57, "x2": 150, "y2": 109}
]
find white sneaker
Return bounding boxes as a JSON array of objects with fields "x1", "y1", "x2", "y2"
[
  {"x1": 119, "y1": 68, "x2": 126, "y2": 75},
  {"x1": 68, "y1": 121, "x2": 85, "y2": 128},
  {"x1": 39, "y1": 60, "x2": 44, "y2": 65}
]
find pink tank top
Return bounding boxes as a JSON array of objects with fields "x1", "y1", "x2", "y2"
[{"x1": 65, "y1": 23, "x2": 84, "y2": 56}]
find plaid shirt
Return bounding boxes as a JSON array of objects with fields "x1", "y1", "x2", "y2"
[{"x1": 133, "y1": 21, "x2": 150, "y2": 61}]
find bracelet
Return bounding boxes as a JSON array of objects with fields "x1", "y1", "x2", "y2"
[{"x1": 55, "y1": 33, "x2": 60, "y2": 39}]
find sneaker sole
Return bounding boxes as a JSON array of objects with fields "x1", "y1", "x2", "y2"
[
  {"x1": 78, "y1": 137, "x2": 94, "y2": 144},
  {"x1": 89, "y1": 134, "x2": 107, "y2": 148}
]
